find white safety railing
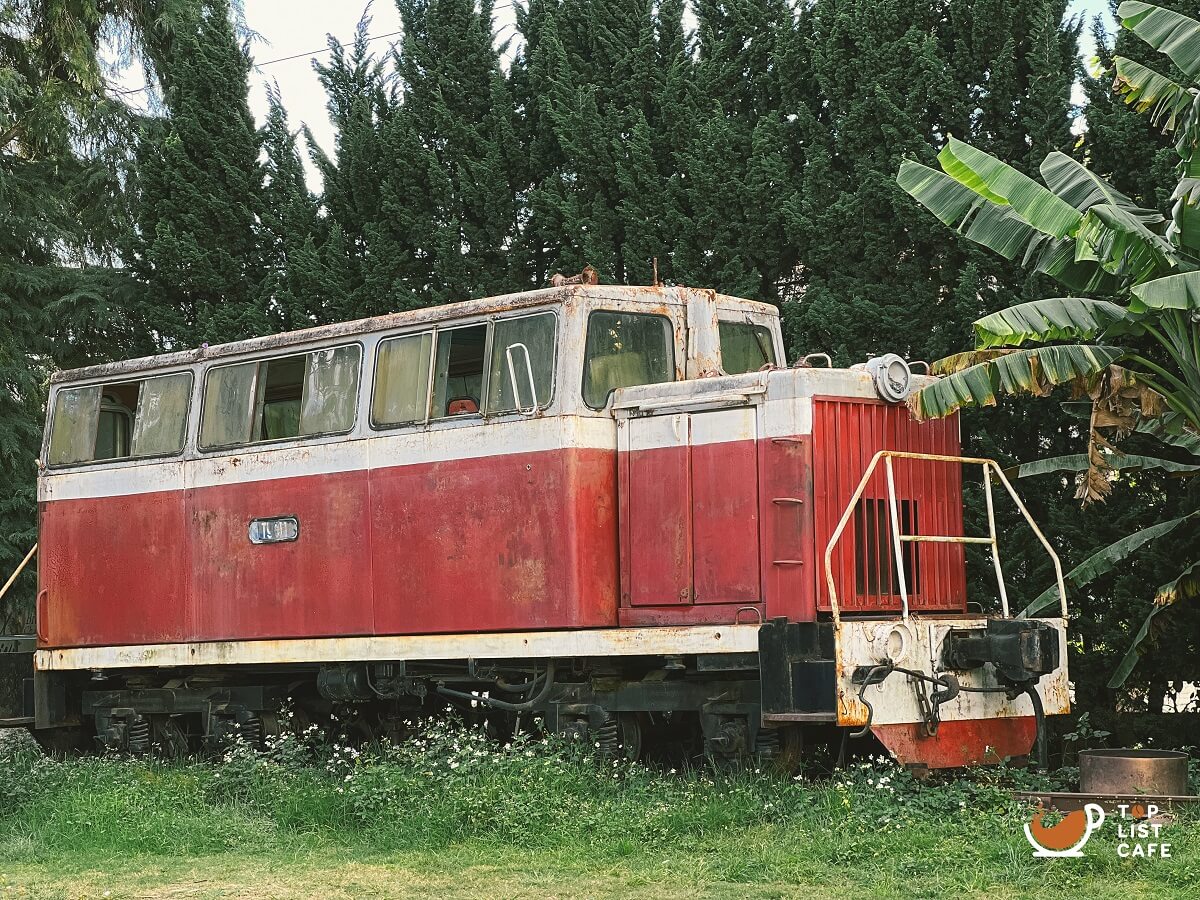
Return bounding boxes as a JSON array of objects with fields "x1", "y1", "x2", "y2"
[{"x1": 823, "y1": 452, "x2": 1066, "y2": 627}]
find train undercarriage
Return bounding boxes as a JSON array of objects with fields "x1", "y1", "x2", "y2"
[{"x1": 3, "y1": 616, "x2": 1064, "y2": 772}]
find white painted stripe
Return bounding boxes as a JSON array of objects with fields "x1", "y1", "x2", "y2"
[
  {"x1": 40, "y1": 406, "x2": 809, "y2": 502},
  {"x1": 40, "y1": 416, "x2": 618, "y2": 502},
  {"x1": 34, "y1": 624, "x2": 761, "y2": 671}
]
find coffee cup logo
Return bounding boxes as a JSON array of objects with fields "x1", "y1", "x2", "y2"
[{"x1": 1024, "y1": 803, "x2": 1106, "y2": 857}]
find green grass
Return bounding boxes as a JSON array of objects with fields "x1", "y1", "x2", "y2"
[{"x1": 1, "y1": 723, "x2": 1197, "y2": 899}]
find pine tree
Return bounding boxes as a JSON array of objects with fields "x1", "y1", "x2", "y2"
[
  {"x1": 0, "y1": 1, "x2": 184, "y2": 631},
  {"x1": 665, "y1": 0, "x2": 803, "y2": 300},
  {"x1": 126, "y1": 0, "x2": 267, "y2": 347}
]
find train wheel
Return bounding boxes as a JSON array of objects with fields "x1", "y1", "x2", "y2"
[
  {"x1": 150, "y1": 715, "x2": 190, "y2": 758},
  {"x1": 596, "y1": 712, "x2": 643, "y2": 760},
  {"x1": 756, "y1": 725, "x2": 803, "y2": 775}
]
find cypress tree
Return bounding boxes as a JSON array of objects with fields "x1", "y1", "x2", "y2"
[
  {"x1": 510, "y1": 0, "x2": 686, "y2": 284},
  {"x1": 309, "y1": 17, "x2": 397, "y2": 319},
  {"x1": 126, "y1": 0, "x2": 267, "y2": 346},
  {"x1": 258, "y1": 85, "x2": 328, "y2": 331},
  {"x1": 378, "y1": 0, "x2": 520, "y2": 306}
]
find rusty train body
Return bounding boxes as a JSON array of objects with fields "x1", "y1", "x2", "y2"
[{"x1": 0, "y1": 284, "x2": 1070, "y2": 768}]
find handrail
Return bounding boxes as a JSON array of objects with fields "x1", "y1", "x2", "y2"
[
  {"x1": 822, "y1": 452, "x2": 1066, "y2": 627},
  {"x1": 0, "y1": 544, "x2": 36, "y2": 607}
]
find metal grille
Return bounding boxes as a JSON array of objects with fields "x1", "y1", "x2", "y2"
[{"x1": 813, "y1": 398, "x2": 965, "y2": 614}]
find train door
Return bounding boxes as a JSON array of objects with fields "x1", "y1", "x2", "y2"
[{"x1": 616, "y1": 402, "x2": 762, "y2": 621}]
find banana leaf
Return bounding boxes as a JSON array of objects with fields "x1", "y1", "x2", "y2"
[
  {"x1": 1108, "y1": 602, "x2": 1169, "y2": 688},
  {"x1": 1156, "y1": 558, "x2": 1200, "y2": 605},
  {"x1": 937, "y1": 137, "x2": 1082, "y2": 239},
  {"x1": 1074, "y1": 203, "x2": 1181, "y2": 283},
  {"x1": 912, "y1": 345, "x2": 1126, "y2": 420},
  {"x1": 1129, "y1": 269, "x2": 1200, "y2": 311},
  {"x1": 1004, "y1": 452, "x2": 1200, "y2": 478},
  {"x1": 973, "y1": 298, "x2": 1131, "y2": 349},
  {"x1": 1022, "y1": 510, "x2": 1200, "y2": 617},
  {"x1": 1023, "y1": 234, "x2": 1122, "y2": 293},
  {"x1": 1039, "y1": 151, "x2": 1163, "y2": 224},
  {"x1": 1118, "y1": 2, "x2": 1200, "y2": 79},
  {"x1": 1137, "y1": 413, "x2": 1200, "y2": 454},
  {"x1": 897, "y1": 160, "x2": 1037, "y2": 259},
  {"x1": 1113, "y1": 55, "x2": 1195, "y2": 134},
  {"x1": 1109, "y1": 559, "x2": 1200, "y2": 688}
]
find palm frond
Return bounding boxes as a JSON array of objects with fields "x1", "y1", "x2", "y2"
[
  {"x1": 1112, "y1": 56, "x2": 1195, "y2": 132},
  {"x1": 1040, "y1": 151, "x2": 1163, "y2": 224},
  {"x1": 1129, "y1": 269, "x2": 1200, "y2": 310},
  {"x1": 1004, "y1": 452, "x2": 1200, "y2": 478},
  {"x1": 897, "y1": 159, "x2": 1037, "y2": 259},
  {"x1": 1109, "y1": 554, "x2": 1200, "y2": 687}
]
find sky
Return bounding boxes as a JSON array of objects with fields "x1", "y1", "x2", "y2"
[{"x1": 115, "y1": 0, "x2": 1118, "y2": 184}]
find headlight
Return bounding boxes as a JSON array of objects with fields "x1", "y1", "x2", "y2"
[{"x1": 866, "y1": 353, "x2": 912, "y2": 402}]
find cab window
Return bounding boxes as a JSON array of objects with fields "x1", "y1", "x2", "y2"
[
  {"x1": 582, "y1": 310, "x2": 674, "y2": 409},
  {"x1": 199, "y1": 344, "x2": 361, "y2": 450},
  {"x1": 432, "y1": 324, "x2": 488, "y2": 419},
  {"x1": 47, "y1": 372, "x2": 193, "y2": 467},
  {"x1": 486, "y1": 313, "x2": 556, "y2": 414},
  {"x1": 372, "y1": 313, "x2": 557, "y2": 427},
  {"x1": 719, "y1": 320, "x2": 776, "y2": 374}
]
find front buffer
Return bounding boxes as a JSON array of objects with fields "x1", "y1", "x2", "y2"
[{"x1": 836, "y1": 616, "x2": 1068, "y2": 768}]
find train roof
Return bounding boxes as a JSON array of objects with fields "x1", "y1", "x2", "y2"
[{"x1": 51, "y1": 284, "x2": 779, "y2": 385}]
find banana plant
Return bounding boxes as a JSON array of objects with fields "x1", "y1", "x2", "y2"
[{"x1": 896, "y1": 1, "x2": 1200, "y2": 688}]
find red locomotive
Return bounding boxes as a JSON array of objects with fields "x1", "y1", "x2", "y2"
[{"x1": 0, "y1": 284, "x2": 1069, "y2": 768}]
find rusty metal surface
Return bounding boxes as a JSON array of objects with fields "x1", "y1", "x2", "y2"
[
  {"x1": 1079, "y1": 749, "x2": 1191, "y2": 797},
  {"x1": 34, "y1": 624, "x2": 762, "y2": 671},
  {"x1": 832, "y1": 616, "x2": 1070, "y2": 728},
  {"x1": 49, "y1": 285, "x2": 778, "y2": 385},
  {"x1": 872, "y1": 716, "x2": 1037, "y2": 768}
]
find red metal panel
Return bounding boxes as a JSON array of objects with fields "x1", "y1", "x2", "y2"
[
  {"x1": 40, "y1": 446, "x2": 619, "y2": 648},
  {"x1": 759, "y1": 435, "x2": 815, "y2": 621},
  {"x1": 872, "y1": 717, "x2": 1036, "y2": 768},
  {"x1": 621, "y1": 442, "x2": 692, "y2": 606},
  {"x1": 38, "y1": 490, "x2": 189, "y2": 647},
  {"x1": 371, "y1": 447, "x2": 618, "y2": 633},
  {"x1": 691, "y1": 436, "x2": 760, "y2": 606},
  {"x1": 188, "y1": 469, "x2": 374, "y2": 640},
  {"x1": 813, "y1": 398, "x2": 965, "y2": 614}
]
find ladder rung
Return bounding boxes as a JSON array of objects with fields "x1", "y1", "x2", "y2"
[{"x1": 898, "y1": 534, "x2": 994, "y2": 545}]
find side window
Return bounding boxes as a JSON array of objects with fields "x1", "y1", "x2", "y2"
[
  {"x1": 373, "y1": 332, "x2": 433, "y2": 426},
  {"x1": 47, "y1": 372, "x2": 192, "y2": 467},
  {"x1": 199, "y1": 345, "x2": 361, "y2": 450},
  {"x1": 719, "y1": 320, "x2": 777, "y2": 374},
  {"x1": 372, "y1": 313, "x2": 560, "y2": 429},
  {"x1": 486, "y1": 313, "x2": 556, "y2": 413},
  {"x1": 582, "y1": 310, "x2": 674, "y2": 409},
  {"x1": 431, "y1": 324, "x2": 488, "y2": 419}
]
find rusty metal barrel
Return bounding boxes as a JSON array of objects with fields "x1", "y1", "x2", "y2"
[{"x1": 1079, "y1": 749, "x2": 1191, "y2": 796}]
